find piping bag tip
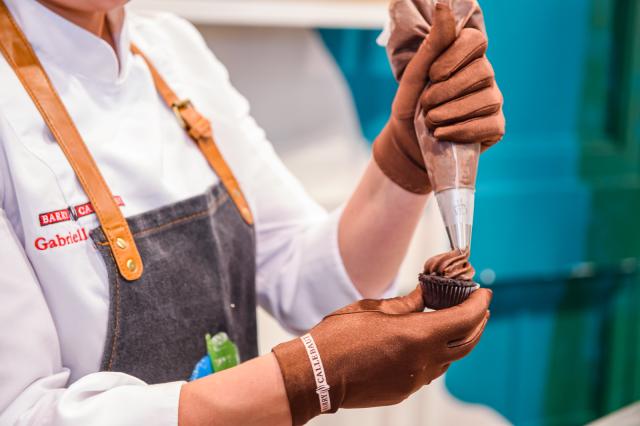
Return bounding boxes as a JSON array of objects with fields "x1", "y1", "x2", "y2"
[
  {"x1": 422, "y1": 139, "x2": 480, "y2": 252},
  {"x1": 435, "y1": 187, "x2": 475, "y2": 251},
  {"x1": 428, "y1": 141, "x2": 480, "y2": 252}
]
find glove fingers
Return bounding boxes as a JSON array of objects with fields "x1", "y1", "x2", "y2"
[
  {"x1": 447, "y1": 311, "x2": 490, "y2": 361},
  {"x1": 393, "y1": 3, "x2": 457, "y2": 118},
  {"x1": 421, "y1": 57, "x2": 495, "y2": 111},
  {"x1": 425, "y1": 288, "x2": 492, "y2": 343},
  {"x1": 429, "y1": 28, "x2": 488, "y2": 83},
  {"x1": 433, "y1": 110, "x2": 505, "y2": 146},
  {"x1": 425, "y1": 85, "x2": 502, "y2": 129}
]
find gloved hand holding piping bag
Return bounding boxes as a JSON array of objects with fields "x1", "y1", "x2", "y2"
[{"x1": 374, "y1": 0, "x2": 505, "y2": 251}]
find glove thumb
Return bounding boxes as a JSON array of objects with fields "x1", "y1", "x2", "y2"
[
  {"x1": 377, "y1": 285, "x2": 425, "y2": 314},
  {"x1": 325, "y1": 285, "x2": 425, "y2": 318},
  {"x1": 326, "y1": 285, "x2": 425, "y2": 318}
]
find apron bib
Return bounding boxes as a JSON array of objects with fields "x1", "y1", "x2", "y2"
[
  {"x1": 93, "y1": 185, "x2": 257, "y2": 384},
  {"x1": 0, "y1": 1, "x2": 258, "y2": 382}
]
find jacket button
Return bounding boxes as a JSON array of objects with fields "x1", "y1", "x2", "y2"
[
  {"x1": 126, "y1": 259, "x2": 137, "y2": 272},
  {"x1": 116, "y1": 238, "x2": 128, "y2": 250}
]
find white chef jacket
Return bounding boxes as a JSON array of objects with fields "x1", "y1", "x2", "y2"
[{"x1": 0, "y1": 1, "x2": 392, "y2": 424}]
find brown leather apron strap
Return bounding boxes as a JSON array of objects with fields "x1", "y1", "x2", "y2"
[
  {"x1": 130, "y1": 44, "x2": 254, "y2": 226},
  {"x1": 0, "y1": 1, "x2": 143, "y2": 281}
]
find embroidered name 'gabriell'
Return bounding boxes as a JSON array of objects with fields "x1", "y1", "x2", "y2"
[
  {"x1": 34, "y1": 227, "x2": 89, "y2": 251},
  {"x1": 300, "y1": 333, "x2": 331, "y2": 413}
]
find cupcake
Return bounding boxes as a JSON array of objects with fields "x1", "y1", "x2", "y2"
[{"x1": 419, "y1": 249, "x2": 480, "y2": 310}]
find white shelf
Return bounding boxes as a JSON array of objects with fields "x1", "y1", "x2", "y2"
[{"x1": 129, "y1": 0, "x2": 388, "y2": 29}]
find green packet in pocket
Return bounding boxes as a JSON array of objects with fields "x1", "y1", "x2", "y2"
[{"x1": 189, "y1": 332, "x2": 240, "y2": 381}]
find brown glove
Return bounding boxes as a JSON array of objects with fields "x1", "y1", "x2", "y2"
[
  {"x1": 272, "y1": 285, "x2": 492, "y2": 425},
  {"x1": 373, "y1": 2, "x2": 505, "y2": 194}
]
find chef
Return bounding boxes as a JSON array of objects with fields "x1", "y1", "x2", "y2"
[{"x1": 0, "y1": 0, "x2": 504, "y2": 425}]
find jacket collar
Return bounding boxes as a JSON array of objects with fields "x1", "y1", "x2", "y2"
[{"x1": 5, "y1": 0, "x2": 132, "y2": 84}]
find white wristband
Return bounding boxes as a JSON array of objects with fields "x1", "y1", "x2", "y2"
[{"x1": 300, "y1": 333, "x2": 331, "y2": 413}]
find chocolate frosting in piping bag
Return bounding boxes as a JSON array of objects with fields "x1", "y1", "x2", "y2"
[
  {"x1": 386, "y1": 0, "x2": 485, "y2": 81},
  {"x1": 385, "y1": 0, "x2": 485, "y2": 252},
  {"x1": 423, "y1": 249, "x2": 475, "y2": 281}
]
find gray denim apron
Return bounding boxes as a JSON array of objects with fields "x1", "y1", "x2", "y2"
[{"x1": 91, "y1": 185, "x2": 258, "y2": 384}]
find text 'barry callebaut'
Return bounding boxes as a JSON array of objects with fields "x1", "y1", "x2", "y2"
[{"x1": 300, "y1": 333, "x2": 331, "y2": 413}]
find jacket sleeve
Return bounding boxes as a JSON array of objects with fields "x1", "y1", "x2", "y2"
[
  {"x1": 238, "y1": 112, "x2": 372, "y2": 334},
  {"x1": 0, "y1": 209, "x2": 182, "y2": 426}
]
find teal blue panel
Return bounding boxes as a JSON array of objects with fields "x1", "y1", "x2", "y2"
[
  {"x1": 473, "y1": 141, "x2": 591, "y2": 281},
  {"x1": 318, "y1": 30, "x2": 394, "y2": 142}
]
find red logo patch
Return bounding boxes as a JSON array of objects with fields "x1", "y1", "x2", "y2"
[
  {"x1": 38, "y1": 196, "x2": 125, "y2": 226},
  {"x1": 74, "y1": 196, "x2": 125, "y2": 218},
  {"x1": 39, "y1": 209, "x2": 72, "y2": 227}
]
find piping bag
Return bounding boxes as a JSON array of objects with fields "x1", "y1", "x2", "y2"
[{"x1": 382, "y1": 0, "x2": 484, "y2": 251}]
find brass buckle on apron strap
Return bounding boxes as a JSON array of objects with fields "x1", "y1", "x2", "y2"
[
  {"x1": 134, "y1": 44, "x2": 254, "y2": 226},
  {"x1": 171, "y1": 99, "x2": 192, "y2": 130}
]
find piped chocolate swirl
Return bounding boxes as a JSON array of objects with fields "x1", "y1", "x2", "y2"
[{"x1": 423, "y1": 249, "x2": 475, "y2": 281}]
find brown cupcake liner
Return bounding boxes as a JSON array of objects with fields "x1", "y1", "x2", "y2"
[{"x1": 419, "y1": 274, "x2": 480, "y2": 310}]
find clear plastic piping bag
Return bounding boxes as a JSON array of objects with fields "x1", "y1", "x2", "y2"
[{"x1": 384, "y1": 0, "x2": 484, "y2": 251}]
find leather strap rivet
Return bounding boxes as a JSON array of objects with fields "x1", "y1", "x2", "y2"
[
  {"x1": 116, "y1": 238, "x2": 128, "y2": 250},
  {"x1": 126, "y1": 259, "x2": 137, "y2": 272}
]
